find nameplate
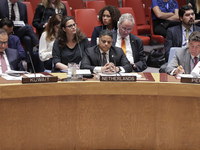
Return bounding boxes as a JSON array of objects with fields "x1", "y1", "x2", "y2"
[
  {"x1": 181, "y1": 77, "x2": 200, "y2": 84},
  {"x1": 100, "y1": 76, "x2": 136, "y2": 82},
  {"x1": 22, "y1": 76, "x2": 58, "y2": 84}
]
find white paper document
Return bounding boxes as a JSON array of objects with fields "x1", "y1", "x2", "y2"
[
  {"x1": 76, "y1": 69, "x2": 91, "y2": 75},
  {"x1": 13, "y1": 21, "x2": 25, "y2": 27}
]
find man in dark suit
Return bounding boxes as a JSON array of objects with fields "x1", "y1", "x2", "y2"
[
  {"x1": 159, "y1": 4, "x2": 200, "y2": 73},
  {"x1": 166, "y1": 31, "x2": 200, "y2": 75},
  {"x1": 165, "y1": 4, "x2": 200, "y2": 62},
  {"x1": 81, "y1": 30, "x2": 132, "y2": 73},
  {"x1": 0, "y1": 0, "x2": 40, "y2": 72},
  {"x1": 0, "y1": 28, "x2": 24, "y2": 72},
  {"x1": 0, "y1": 17, "x2": 26, "y2": 60},
  {"x1": 112, "y1": 13, "x2": 147, "y2": 72}
]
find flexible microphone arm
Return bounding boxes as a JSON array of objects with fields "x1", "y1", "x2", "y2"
[{"x1": 27, "y1": 51, "x2": 36, "y2": 77}]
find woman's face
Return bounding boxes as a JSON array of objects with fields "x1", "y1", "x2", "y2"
[
  {"x1": 102, "y1": 10, "x2": 112, "y2": 26},
  {"x1": 54, "y1": 23, "x2": 60, "y2": 33},
  {"x1": 63, "y1": 19, "x2": 77, "y2": 35}
]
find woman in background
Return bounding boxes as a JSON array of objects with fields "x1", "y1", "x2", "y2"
[
  {"x1": 32, "y1": 0, "x2": 67, "y2": 37},
  {"x1": 52, "y1": 16, "x2": 90, "y2": 72},
  {"x1": 91, "y1": 5, "x2": 121, "y2": 47},
  {"x1": 151, "y1": 0, "x2": 180, "y2": 37},
  {"x1": 39, "y1": 14, "x2": 62, "y2": 70}
]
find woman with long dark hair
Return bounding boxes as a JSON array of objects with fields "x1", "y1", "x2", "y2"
[
  {"x1": 52, "y1": 16, "x2": 90, "y2": 72},
  {"x1": 39, "y1": 14, "x2": 62, "y2": 70}
]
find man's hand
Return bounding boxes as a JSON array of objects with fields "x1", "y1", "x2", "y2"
[
  {"x1": 101, "y1": 63, "x2": 119, "y2": 73},
  {"x1": 174, "y1": 65, "x2": 185, "y2": 75}
]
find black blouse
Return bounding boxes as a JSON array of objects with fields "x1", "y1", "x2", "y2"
[
  {"x1": 32, "y1": 2, "x2": 67, "y2": 36},
  {"x1": 52, "y1": 38, "x2": 90, "y2": 72}
]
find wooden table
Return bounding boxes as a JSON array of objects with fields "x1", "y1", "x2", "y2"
[{"x1": 0, "y1": 73, "x2": 200, "y2": 150}]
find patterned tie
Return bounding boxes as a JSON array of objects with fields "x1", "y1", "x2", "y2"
[
  {"x1": 186, "y1": 28, "x2": 189, "y2": 39},
  {"x1": 102, "y1": 53, "x2": 107, "y2": 66},
  {"x1": 0, "y1": 52, "x2": 8, "y2": 73},
  {"x1": 194, "y1": 56, "x2": 198, "y2": 68},
  {"x1": 11, "y1": 4, "x2": 15, "y2": 21},
  {"x1": 121, "y1": 38, "x2": 126, "y2": 55}
]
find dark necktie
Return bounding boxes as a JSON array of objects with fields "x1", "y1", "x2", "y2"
[
  {"x1": 0, "y1": 52, "x2": 8, "y2": 73},
  {"x1": 102, "y1": 53, "x2": 107, "y2": 66},
  {"x1": 194, "y1": 57, "x2": 198, "y2": 68},
  {"x1": 11, "y1": 4, "x2": 15, "y2": 21}
]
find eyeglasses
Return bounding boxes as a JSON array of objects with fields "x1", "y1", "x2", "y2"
[
  {"x1": 121, "y1": 27, "x2": 132, "y2": 33},
  {"x1": 66, "y1": 23, "x2": 77, "y2": 29},
  {"x1": 0, "y1": 41, "x2": 8, "y2": 45}
]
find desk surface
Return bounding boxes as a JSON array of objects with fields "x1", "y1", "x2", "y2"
[{"x1": 0, "y1": 73, "x2": 199, "y2": 150}]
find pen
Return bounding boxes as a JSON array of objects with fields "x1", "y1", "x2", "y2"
[{"x1": 175, "y1": 62, "x2": 185, "y2": 74}]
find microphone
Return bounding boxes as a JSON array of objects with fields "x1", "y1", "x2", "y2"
[
  {"x1": 22, "y1": 51, "x2": 58, "y2": 83},
  {"x1": 27, "y1": 51, "x2": 36, "y2": 77}
]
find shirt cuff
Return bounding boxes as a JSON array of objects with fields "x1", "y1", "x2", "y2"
[{"x1": 93, "y1": 67, "x2": 102, "y2": 73}]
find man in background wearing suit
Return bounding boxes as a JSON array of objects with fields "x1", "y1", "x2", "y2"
[
  {"x1": 112, "y1": 13, "x2": 147, "y2": 72},
  {"x1": 166, "y1": 31, "x2": 200, "y2": 75},
  {"x1": 159, "y1": 4, "x2": 200, "y2": 73},
  {"x1": 0, "y1": 0, "x2": 40, "y2": 72},
  {"x1": 164, "y1": 4, "x2": 200, "y2": 62},
  {"x1": 81, "y1": 30, "x2": 132, "y2": 73},
  {"x1": 0, "y1": 28, "x2": 24, "y2": 72},
  {"x1": 0, "y1": 17, "x2": 26, "y2": 60}
]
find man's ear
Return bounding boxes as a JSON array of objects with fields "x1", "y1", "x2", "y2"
[{"x1": 179, "y1": 17, "x2": 183, "y2": 22}]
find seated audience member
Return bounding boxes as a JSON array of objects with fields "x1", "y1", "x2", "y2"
[
  {"x1": 166, "y1": 31, "x2": 200, "y2": 75},
  {"x1": 187, "y1": 0, "x2": 200, "y2": 26},
  {"x1": 0, "y1": 28, "x2": 24, "y2": 72},
  {"x1": 151, "y1": 0, "x2": 180, "y2": 37},
  {"x1": 91, "y1": 5, "x2": 121, "y2": 47},
  {"x1": 39, "y1": 14, "x2": 62, "y2": 70},
  {"x1": 159, "y1": 5, "x2": 200, "y2": 72},
  {"x1": 0, "y1": 18, "x2": 26, "y2": 60},
  {"x1": 0, "y1": 0, "x2": 41, "y2": 72},
  {"x1": 113, "y1": 13, "x2": 147, "y2": 72},
  {"x1": 52, "y1": 16, "x2": 90, "y2": 72},
  {"x1": 80, "y1": 30, "x2": 132, "y2": 73},
  {"x1": 33, "y1": 0, "x2": 67, "y2": 37}
]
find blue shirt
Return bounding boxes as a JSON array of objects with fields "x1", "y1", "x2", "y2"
[{"x1": 151, "y1": 0, "x2": 179, "y2": 20}]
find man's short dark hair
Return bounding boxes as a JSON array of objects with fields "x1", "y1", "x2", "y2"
[
  {"x1": 99, "y1": 30, "x2": 113, "y2": 39},
  {"x1": 0, "y1": 17, "x2": 14, "y2": 28},
  {"x1": 189, "y1": 31, "x2": 200, "y2": 42},
  {"x1": 179, "y1": 4, "x2": 194, "y2": 18}
]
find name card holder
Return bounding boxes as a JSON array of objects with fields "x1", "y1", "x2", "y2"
[
  {"x1": 181, "y1": 77, "x2": 200, "y2": 84},
  {"x1": 100, "y1": 76, "x2": 136, "y2": 82},
  {"x1": 22, "y1": 76, "x2": 58, "y2": 84}
]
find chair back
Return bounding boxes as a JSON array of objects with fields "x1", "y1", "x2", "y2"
[
  {"x1": 85, "y1": 1, "x2": 106, "y2": 14},
  {"x1": 148, "y1": 7, "x2": 165, "y2": 43},
  {"x1": 168, "y1": 47, "x2": 182, "y2": 64},
  {"x1": 25, "y1": 0, "x2": 41, "y2": 12},
  {"x1": 64, "y1": 0, "x2": 84, "y2": 16},
  {"x1": 21, "y1": 1, "x2": 36, "y2": 33},
  {"x1": 122, "y1": 0, "x2": 146, "y2": 26},
  {"x1": 74, "y1": 9, "x2": 99, "y2": 39},
  {"x1": 61, "y1": 1, "x2": 72, "y2": 16}
]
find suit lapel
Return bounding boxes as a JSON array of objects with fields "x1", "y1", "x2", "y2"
[
  {"x1": 94, "y1": 46, "x2": 101, "y2": 66},
  {"x1": 5, "y1": 0, "x2": 9, "y2": 18},
  {"x1": 184, "y1": 49, "x2": 191, "y2": 73}
]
